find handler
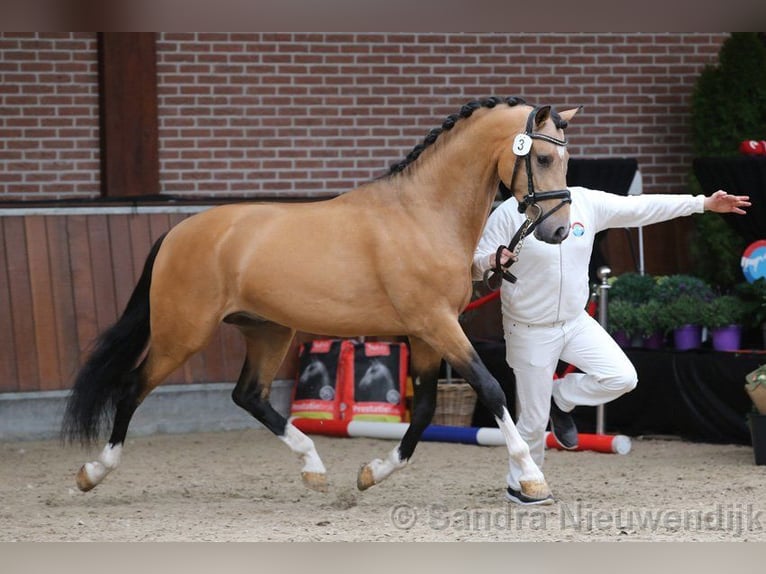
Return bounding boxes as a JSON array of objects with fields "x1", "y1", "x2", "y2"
[{"x1": 472, "y1": 187, "x2": 750, "y2": 505}]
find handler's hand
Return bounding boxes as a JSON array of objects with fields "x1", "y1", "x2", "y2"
[
  {"x1": 704, "y1": 190, "x2": 751, "y2": 215},
  {"x1": 490, "y1": 248, "x2": 517, "y2": 268}
]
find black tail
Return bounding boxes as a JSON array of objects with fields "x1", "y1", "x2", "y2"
[{"x1": 62, "y1": 233, "x2": 167, "y2": 445}]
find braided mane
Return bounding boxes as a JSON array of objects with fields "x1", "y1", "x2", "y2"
[{"x1": 386, "y1": 96, "x2": 569, "y2": 177}]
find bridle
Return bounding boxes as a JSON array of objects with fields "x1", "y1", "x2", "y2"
[{"x1": 483, "y1": 106, "x2": 571, "y2": 290}]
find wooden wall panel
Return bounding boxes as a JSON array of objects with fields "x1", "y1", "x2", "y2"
[
  {"x1": 46, "y1": 216, "x2": 81, "y2": 386},
  {"x1": 4, "y1": 217, "x2": 39, "y2": 391},
  {"x1": 127, "y1": 214, "x2": 152, "y2": 283},
  {"x1": 107, "y1": 214, "x2": 135, "y2": 312},
  {"x1": 0, "y1": 209, "x2": 288, "y2": 394},
  {"x1": 87, "y1": 215, "x2": 118, "y2": 335},
  {"x1": 24, "y1": 216, "x2": 60, "y2": 390},
  {"x1": 0, "y1": 220, "x2": 19, "y2": 391},
  {"x1": 67, "y1": 215, "x2": 99, "y2": 366}
]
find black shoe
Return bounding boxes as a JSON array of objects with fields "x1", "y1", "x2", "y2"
[
  {"x1": 549, "y1": 400, "x2": 579, "y2": 450},
  {"x1": 505, "y1": 486, "x2": 555, "y2": 506}
]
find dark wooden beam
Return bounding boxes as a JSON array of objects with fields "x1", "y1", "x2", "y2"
[{"x1": 98, "y1": 33, "x2": 159, "y2": 198}]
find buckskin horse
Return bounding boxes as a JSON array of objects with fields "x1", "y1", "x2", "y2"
[{"x1": 63, "y1": 96, "x2": 579, "y2": 504}]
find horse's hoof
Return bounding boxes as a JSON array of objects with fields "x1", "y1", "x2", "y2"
[
  {"x1": 302, "y1": 471, "x2": 328, "y2": 493},
  {"x1": 356, "y1": 464, "x2": 376, "y2": 491},
  {"x1": 75, "y1": 465, "x2": 97, "y2": 492},
  {"x1": 519, "y1": 479, "x2": 551, "y2": 501}
]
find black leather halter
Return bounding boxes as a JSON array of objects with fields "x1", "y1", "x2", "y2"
[{"x1": 484, "y1": 106, "x2": 571, "y2": 290}]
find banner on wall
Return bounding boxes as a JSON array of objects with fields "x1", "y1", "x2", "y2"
[{"x1": 741, "y1": 239, "x2": 766, "y2": 283}]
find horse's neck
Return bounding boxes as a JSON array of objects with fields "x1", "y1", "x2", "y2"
[{"x1": 395, "y1": 116, "x2": 508, "y2": 259}]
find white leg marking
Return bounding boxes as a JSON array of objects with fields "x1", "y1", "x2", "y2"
[
  {"x1": 80, "y1": 443, "x2": 123, "y2": 487},
  {"x1": 280, "y1": 423, "x2": 326, "y2": 474},
  {"x1": 495, "y1": 407, "x2": 545, "y2": 484},
  {"x1": 366, "y1": 445, "x2": 407, "y2": 485}
]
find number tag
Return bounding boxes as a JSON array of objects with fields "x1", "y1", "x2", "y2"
[{"x1": 513, "y1": 134, "x2": 532, "y2": 156}]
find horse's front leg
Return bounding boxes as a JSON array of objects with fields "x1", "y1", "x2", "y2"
[
  {"x1": 417, "y1": 314, "x2": 551, "y2": 503},
  {"x1": 357, "y1": 335, "x2": 440, "y2": 490}
]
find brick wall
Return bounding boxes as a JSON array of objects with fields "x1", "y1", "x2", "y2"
[
  {"x1": 0, "y1": 33, "x2": 728, "y2": 201},
  {"x1": 155, "y1": 32, "x2": 728, "y2": 198},
  {"x1": 0, "y1": 32, "x2": 100, "y2": 201}
]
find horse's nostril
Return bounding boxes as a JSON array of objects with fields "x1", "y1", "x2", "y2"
[{"x1": 555, "y1": 226, "x2": 569, "y2": 242}]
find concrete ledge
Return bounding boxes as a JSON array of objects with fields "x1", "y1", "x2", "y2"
[{"x1": 0, "y1": 380, "x2": 295, "y2": 442}]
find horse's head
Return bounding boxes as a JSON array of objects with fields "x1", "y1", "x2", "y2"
[
  {"x1": 300, "y1": 359, "x2": 330, "y2": 386},
  {"x1": 498, "y1": 104, "x2": 580, "y2": 244}
]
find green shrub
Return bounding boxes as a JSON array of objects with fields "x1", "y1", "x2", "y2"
[
  {"x1": 734, "y1": 278, "x2": 766, "y2": 328},
  {"x1": 704, "y1": 295, "x2": 747, "y2": 329},
  {"x1": 635, "y1": 300, "x2": 666, "y2": 337},
  {"x1": 664, "y1": 295, "x2": 705, "y2": 331},
  {"x1": 691, "y1": 33, "x2": 766, "y2": 157},
  {"x1": 689, "y1": 33, "x2": 766, "y2": 292},
  {"x1": 607, "y1": 300, "x2": 639, "y2": 338},
  {"x1": 609, "y1": 272, "x2": 657, "y2": 306},
  {"x1": 654, "y1": 274, "x2": 714, "y2": 304},
  {"x1": 689, "y1": 211, "x2": 747, "y2": 292}
]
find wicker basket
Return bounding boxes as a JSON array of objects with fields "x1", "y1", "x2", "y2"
[{"x1": 433, "y1": 379, "x2": 477, "y2": 427}]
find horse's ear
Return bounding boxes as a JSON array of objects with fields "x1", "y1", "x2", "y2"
[
  {"x1": 558, "y1": 106, "x2": 583, "y2": 124},
  {"x1": 534, "y1": 105, "x2": 552, "y2": 127}
]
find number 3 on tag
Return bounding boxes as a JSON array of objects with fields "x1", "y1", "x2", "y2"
[{"x1": 513, "y1": 134, "x2": 532, "y2": 156}]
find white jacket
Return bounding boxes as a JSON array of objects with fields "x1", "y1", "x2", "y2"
[{"x1": 472, "y1": 186, "x2": 705, "y2": 326}]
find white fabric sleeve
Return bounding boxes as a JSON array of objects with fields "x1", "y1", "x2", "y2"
[
  {"x1": 472, "y1": 200, "x2": 517, "y2": 281},
  {"x1": 590, "y1": 189, "x2": 706, "y2": 232}
]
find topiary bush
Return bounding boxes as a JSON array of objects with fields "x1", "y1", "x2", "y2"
[
  {"x1": 689, "y1": 33, "x2": 766, "y2": 293},
  {"x1": 691, "y1": 33, "x2": 766, "y2": 157}
]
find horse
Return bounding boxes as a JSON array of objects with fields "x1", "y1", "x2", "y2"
[{"x1": 62, "y1": 96, "x2": 579, "y2": 503}]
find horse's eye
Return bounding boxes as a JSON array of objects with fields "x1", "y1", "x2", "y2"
[{"x1": 537, "y1": 155, "x2": 552, "y2": 167}]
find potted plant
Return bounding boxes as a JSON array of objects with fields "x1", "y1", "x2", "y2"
[
  {"x1": 608, "y1": 273, "x2": 662, "y2": 348},
  {"x1": 607, "y1": 299, "x2": 639, "y2": 348},
  {"x1": 663, "y1": 294, "x2": 706, "y2": 350},
  {"x1": 704, "y1": 294, "x2": 747, "y2": 351},
  {"x1": 609, "y1": 272, "x2": 657, "y2": 306},
  {"x1": 654, "y1": 275, "x2": 714, "y2": 350},
  {"x1": 654, "y1": 274, "x2": 714, "y2": 350},
  {"x1": 634, "y1": 300, "x2": 666, "y2": 349},
  {"x1": 654, "y1": 274, "x2": 715, "y2": 304}
]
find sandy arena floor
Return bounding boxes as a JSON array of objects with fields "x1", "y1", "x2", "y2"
[{"x1": 1, "y1": 428, "x2": 765, "y2": 541}]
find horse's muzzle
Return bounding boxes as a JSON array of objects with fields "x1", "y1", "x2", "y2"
[{"x1": 534, "y1": 222, "x2": 570, "y2": 244}]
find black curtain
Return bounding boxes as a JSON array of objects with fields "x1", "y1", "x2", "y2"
[
  {"x1": 693, "y1": 156, "x2": 766, "y2": 245},
  {"x1": 470, "y1": 342, "x2": 760, "y2": 445}
]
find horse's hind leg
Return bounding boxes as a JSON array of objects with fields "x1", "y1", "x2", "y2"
[
  {"x1": 358, "y1": 335, "x2": 440, "y2": 490},
  {"x1": 231, "y1": 321, "x2": 328, "y2": 492},
  {"x1": 74, "y1": 349, "x2": 197, "y2": 492}
]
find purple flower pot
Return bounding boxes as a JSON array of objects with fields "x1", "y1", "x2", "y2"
[
  {"x1": 673, "y1": 324, "x2": 702, "y2": 351},
  {"x1": 711, "y1": 324, "x2": 742, "y2": 352},
  {"x1": 611, "y1": 330, "x2": 631, "y2": 348},
  {"x1": 642, "y1": 331, "x2": 664, "y2": 350}
]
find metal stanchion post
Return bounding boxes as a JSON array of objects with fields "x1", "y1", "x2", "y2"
[{"x1": 595, "y1": 266, "x2": 611, "y2": 435}]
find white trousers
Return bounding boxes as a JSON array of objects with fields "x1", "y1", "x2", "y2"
[{"x1": 504, "y1": 311, "x2": 638, "y2": 490}]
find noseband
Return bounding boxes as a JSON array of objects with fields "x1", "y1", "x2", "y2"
[{"x1": 483, "y1": 106, "x2": 571, "y2": 290}]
